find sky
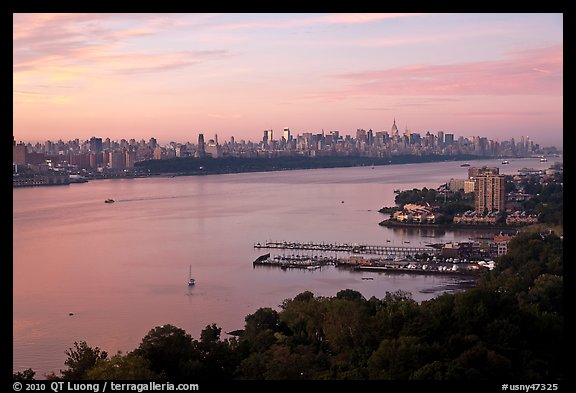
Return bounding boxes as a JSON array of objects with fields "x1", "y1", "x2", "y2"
[{"x1": 13, "y1": 13, "x2": 563, "y2": 148}]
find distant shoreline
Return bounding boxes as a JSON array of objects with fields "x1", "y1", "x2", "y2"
[{"x1": 135, "y1": 154, "x2": 492, "y2": 177}]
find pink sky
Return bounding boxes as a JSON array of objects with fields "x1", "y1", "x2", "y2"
[{"x1": 13, "y1": 13, "x2": 563, "y2": 148}]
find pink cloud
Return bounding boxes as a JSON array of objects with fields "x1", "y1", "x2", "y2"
[
  {"x1": 214, "y1": 13, "x2": 424, "y2": 31},
  {"x1": 13, "y1": 13, "x2": 229, "y2": 79},
  {"x1": 323, "y1": 44, "x2": 562, "y2": 99},
  {"x1": 316, "y1": 13, "x2": 425, "y2": 24},
  {"x1": 104, "y1": 50, "x2": 228, "y2": 74},
  {"x1": 458, "y1": 111, "x2": 552, "y2": 118}
]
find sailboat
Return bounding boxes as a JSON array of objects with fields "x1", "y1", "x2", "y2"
[{"x1": 188, "y1": 265, "x2": 195, "y2": 286}]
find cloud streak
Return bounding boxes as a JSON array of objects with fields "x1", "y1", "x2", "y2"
[
  {"x1": 322, "y1": 44, "x2": 562, "y2": 99},
  {"x1": 13, "y1": 14, "x2": 228, "y2": 76},
  {"x1": 213, "y1": 13, "x2": 425, "y2": 31}
]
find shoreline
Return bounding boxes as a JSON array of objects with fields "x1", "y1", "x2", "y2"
[
  {"x1": 378, "y1": 218, "x2": 521, "y2": 232},
  {"x1": 135, "y1": 154, "x2": 490, "y2": 178}
]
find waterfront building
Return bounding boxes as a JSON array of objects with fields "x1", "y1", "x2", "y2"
[
  {"x1": 475, "y1": 173, "x2": 505, "y2": 213},
  {"x1": 505, "y1": 211, "x2": 539, "y2": 225},
  {"x1": 392, "y1": 203, "x2": 438, "y2": 224},
  {"x1": 108, "y1": 150, "x2": 125, "y2": 170},
  {"x1": 125, "y1": 149, "x2": 136, "y2": 168},
  {"x1": 494, "y1": 233, "x2": 515, "y2": 256},
  {"x1": 13, "y1": 141, "x2": 27, "y2": 165}
]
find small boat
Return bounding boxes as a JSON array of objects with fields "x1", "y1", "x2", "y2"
[
  {"x1": 104, "y1": 199, "x2": 115, "y2": 203},
  {"x1": 188, "y1": 264, "x2": 195, "y2": 286},
  {"x1": 501, "y1": 160, "x2": 509, "y2": 164},
  {"x1": 362, "y1": 277, "x2": 374, "y2": 280},
  {"x1": 460, "y1": 163, "x2": 470, "y2": 167},
  {"x1": 539, "y1": 157, "x2": 547, "y2": 162}
]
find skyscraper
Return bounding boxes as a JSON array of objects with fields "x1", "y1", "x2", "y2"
[
  {"x1": 283, "y1": 128, "x2": 291, "y2": 142},
  {"x1": 263, "y1": 129, "x2": 273, "y2": 144},
  {"x1": 437, "y1": 131, "x2": 444, "y2": 147},
  {"x1": 13, "y1": 141, "x2": 27, "y2": 165},
  {"x1": 195, "y1": 133, "x2": 206, "y2": 158},
  {"x1": 474, "y1": 173, "x2": 505, "y2": 214},
  {"x1": 89, "y1": 137, "x2": 103, "y2": 153}
]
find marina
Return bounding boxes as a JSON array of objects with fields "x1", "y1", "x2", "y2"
[
  {"x1": 253, "y1": 252, "x2": 490, "y2": 276},
  {"x1": 254, "y1": 240, "x2": 438, "y2": 258}
]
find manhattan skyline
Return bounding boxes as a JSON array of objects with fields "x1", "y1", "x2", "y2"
[{"x1": 13, "y1": 13, "x2": 563, "y2": 148}]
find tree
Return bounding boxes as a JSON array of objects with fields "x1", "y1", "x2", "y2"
[
  {"x1": 367, "y1": 336, "x2": 439, "y2": 379},
  {"x1": 195, "y1": 324, "x2": 239, "y2": 380},
  {"x1": 86, "y1": 352, "x2": 161, "y2": 380},
  {"x1": 13, "y1": 368, "x2": 35, "y2": 380},
  {"x1": 60, "y1": 341, "x2": 108, "y2": 380},
  {"x1": 279, "y1": 293, "x2": 326, "y2": 345},
  {"x1": 132, "y1": 324, "x2": 196, "y2": 379}
]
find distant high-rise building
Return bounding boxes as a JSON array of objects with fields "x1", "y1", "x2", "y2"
[
  {"x1": 205, "y1": 139, "x2": 222, "y2": 158},
  {"x1": 13, "y1": 142, "x2": 27, "y2": 165},
  {"x1": 149, "y1": 137, "x2": 157, "y2": 149},
  {"x1": 475, "y1": 173, "x2": 505, "y2": 214},
  {"x1": 437, "y1": 131, "x2": 444, "y2": 146},
  {"x1": 195, "y1": 134, "x2": 206, "y2": 158},
  {"x1": 89, "y1": 137, "x2": 103, "y2": 153},
  {"x1": 101, "y1": 151, "x2": 109, "y2": 166},
  {"x1": 125, "y1": 149, "x2": 136, "y2": 168},
  {"x1": 367, "y1": 129, "x2": 374, "y2": 145},
  {"x1": 89, "y1": 152, "x2": 101, "y2": 169},
  {"x1": 283, "y1": 128, "x2": 291, "y2": 142},
  {"x1": 263, "y1": 129, "x2": 273, "y2": 144},
  {"x1": 391, "y1": 118, "x2": 399, "y2": 135},
  {"x1": 176, "y1": 145, "x2": 187, "y2": 158},
  {"x1": 153, "y1": 146, "x2": 163, "y2": 160},
  {"x1": 108, "y1": 150, "x2": 125, "y2": 170},
  {"x1": 444, "y1": 133, "x2": 454, "y2": 145}
]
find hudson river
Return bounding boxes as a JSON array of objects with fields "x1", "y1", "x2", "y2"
[{"x1": 13, "y1": 157, "x2": 556, "y2": 376}]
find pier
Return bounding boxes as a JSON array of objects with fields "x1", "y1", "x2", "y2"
[{"x1": 254, "y1": 240, "x2": 439, "y2": 258}]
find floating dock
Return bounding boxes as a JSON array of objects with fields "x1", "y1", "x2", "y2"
[{"x1": 254, "y1": 240, "x2": 439, "y2": 258}]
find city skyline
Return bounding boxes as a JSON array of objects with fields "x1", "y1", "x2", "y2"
[{"x1": 13, "y1": 13, "x2": 563, "y2": 148}]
